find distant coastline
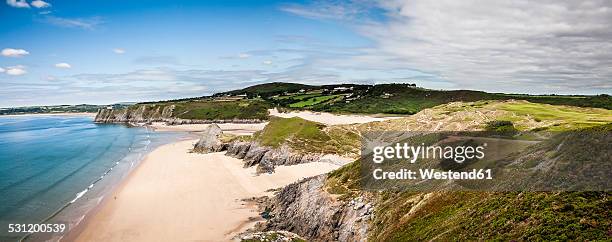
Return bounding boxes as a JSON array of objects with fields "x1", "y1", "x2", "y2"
[{"x1": 0, "y1": 112, "x2": 96, "y2": 117}]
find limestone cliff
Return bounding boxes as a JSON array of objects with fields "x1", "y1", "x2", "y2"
[
  {"x1": 94, "y1": 105, "x2": 174, "y2": 123},
  {"x1": 94, "y1": 104, "x2": 264, "y2": 124}
]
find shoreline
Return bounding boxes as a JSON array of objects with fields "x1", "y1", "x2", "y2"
[
  {"x1": 20, "y1": 126, "x2": 190, "y2": 242},
  {"x1": 69, "y1": 139, "x2": 342, "y2": 241}
]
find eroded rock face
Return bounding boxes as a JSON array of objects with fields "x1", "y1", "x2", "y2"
[
  {"x1": 192, "y1": 124, "x2": 226, "y2": 153},
  {"x1": 94, "y1": 105, "x2": 175, "y2": 123},
  {"x1": 225, "y1": 141, "x2": 323, "y2": 173},
  {"x1": 260, "y1": 175, "x2": 370, "y2": 242}
]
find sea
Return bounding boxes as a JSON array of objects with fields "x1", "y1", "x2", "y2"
[{"x1": 0, "y1": 114, "x2": 186, "y2": 241}]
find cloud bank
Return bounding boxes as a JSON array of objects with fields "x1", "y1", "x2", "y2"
[{"x1": 283, "y1": 0, "x2": 612, "y2": 93}]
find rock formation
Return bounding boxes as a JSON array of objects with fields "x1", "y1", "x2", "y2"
[
  {"x1": 225, "y1": 141, "x2": 324, "y2": 173},
  {"x1": 258, "y1": 175, "x2": 371, "y2": 241},
  {"x1": 192, "y1": 124, "x2": 226, "y2": 153}
]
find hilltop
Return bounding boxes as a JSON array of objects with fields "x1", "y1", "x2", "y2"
[{"x1": 94, "y1": 82, "x2": 611, "y2": 123}]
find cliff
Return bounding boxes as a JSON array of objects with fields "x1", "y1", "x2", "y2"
[
  {"x1": 94, "y1": 105, "x2": 264, "y2": 124},
  {"x1": 94, "y1": 105, "x2": 174, "y2": 123},
  {"x1": 252, "y1": 175, "x2": 371, "y2": 241}
]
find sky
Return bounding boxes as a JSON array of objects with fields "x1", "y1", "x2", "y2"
[{"x1": 1, "y1": 0, "x2": 611, "y2": 107}]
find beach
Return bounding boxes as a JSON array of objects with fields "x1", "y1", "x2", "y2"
[{"x1": 73, "y1": 139, "x2": 341, "y2": 241}]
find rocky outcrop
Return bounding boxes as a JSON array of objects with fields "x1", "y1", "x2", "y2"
[
  {"x1": 192, "y1": 124, "x2": 226, "y2": 153},
  {"x1": 258, "y1": 175, "x2": 371, "y2": 241},
  {"x1": 240, "y1": 231, "x2": 305, "y2": 242},
  {"x1": 94, "y1": 105, "x2": 263, "y2": 124},
  {"x1": 225, "y1": 141, "x2": 323, "y2": 173}
]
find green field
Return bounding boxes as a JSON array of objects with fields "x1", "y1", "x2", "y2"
[
  {"x1": 495, "y1": 102, "x2": 612, "y2": 131},
  {"x1": 288, "y1": 95, "x2": 342, "y2": 108}
]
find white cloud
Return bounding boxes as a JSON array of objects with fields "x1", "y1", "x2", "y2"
[
  {"x1": 0, "y1": 67, "x2": 4, "y2": 73},
  {"x1": 263, "y1": 60, "x2": 273, "y2": 65},
  {"x1": 31, "y1": 0, "x2": 50, "y2": 8},
  {"x1": 284, "y1": 0, "x2": 612, "y2": 93},
  {"x1": 6, "y1": 0, "x2": 30, "y2": 8},
  {"x1": 43, "y1": 16, "x2": 104, "y2": 30},
  {"x1": 112, "y1": 48, "x2": 125, "y2": 54},
  {"x1": 1, "y1": 48, "x2": 29, "y2": 57},
  {"x1": 238, "y1": 53, "x2": 251, "y2": 59},
  {"x1": 55, "y1": 63, "x2": 72, "y2": 69},
  {"x1": 5, "y1": 65, "x2": 27, "y2": 76}
]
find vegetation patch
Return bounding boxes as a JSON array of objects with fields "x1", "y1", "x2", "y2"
[
  {"x1": 253, "y1": 117, "x2": 361, "y2": 155},
  {"x1": 496, "y1": 102, "x2": 612, "y2": 131},
  {"x1": 255, "y1": 117, "x2": 329, "y2": 148}
]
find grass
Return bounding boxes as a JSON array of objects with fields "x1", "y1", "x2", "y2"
[
  {"x1": 253, "y1": 117, "x2": 361, "y2": 155},
  {"x1": 370, "y1": 191, "x2": 611, "y2": 241},
  {"x1": 496, "y1": 102, "x2": 612, "y2": 131},
  {"x1": 288, "y1": 95, "x2": 342, "y2": 108},
  {"x1": 217, "y1": 82, "x2": 316, "y2": 99},
  {"x1": 255, "y1": 117, "x2": 329, "y2": 148}
]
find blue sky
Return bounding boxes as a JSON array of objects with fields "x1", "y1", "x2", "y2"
[{"x1": 1, "y1": 0, "x2": 611, "y2": 107}]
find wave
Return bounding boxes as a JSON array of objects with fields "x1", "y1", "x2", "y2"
[{"x1": 70, "y1": 189, "x2": 88, "y2": 204}]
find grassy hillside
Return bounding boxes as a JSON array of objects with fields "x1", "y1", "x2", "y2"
[
  {"x1": 228, "y1": 83, "x2": 611, "y2": 115},
  {"x1": 370, "y1": 191, "x2": 610, "y2": 241},
  {"x1": 252, "y1": 117, "x2": 360, "y2": 155},
  {"x1": 322, "y1": 101, "x2": 612, "y2": 241},
  {"x1": 216, "y1": 82, "x2": 318, "y2": 98}
]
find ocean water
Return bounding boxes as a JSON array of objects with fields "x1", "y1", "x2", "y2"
[{"x1": 0, "y1": 115, "x2": 185, "y2": 241}]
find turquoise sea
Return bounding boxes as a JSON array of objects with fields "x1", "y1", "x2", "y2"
[{"x1": 0, "y1": 115, "x2": 184, "y2": 241}]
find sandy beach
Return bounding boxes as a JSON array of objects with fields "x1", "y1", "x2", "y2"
[{"x1": 73, "y1": 139, "x2": 341, "y2": 241}]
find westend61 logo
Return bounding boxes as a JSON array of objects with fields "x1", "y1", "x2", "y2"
[
  {"x1": 359, "y1": 130, "x2": 611, "y2": 192},
  {"x1": 370, "y1": 142, "x2": 492, "y2": 181}
]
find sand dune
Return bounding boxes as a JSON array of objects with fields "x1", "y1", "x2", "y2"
[
  {"x1": 268, "y1": 108, "x2": 400, "y2": 125},
  {"x1": 74, "y1": 139, "x2": 340, "y2": 241}
]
